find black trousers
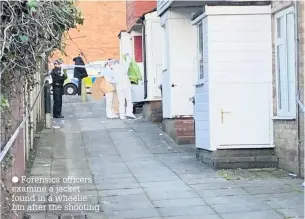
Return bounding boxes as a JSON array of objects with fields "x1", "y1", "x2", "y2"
[{"x1": 53, "y1": 86, "x2": 63, "y2": 116}]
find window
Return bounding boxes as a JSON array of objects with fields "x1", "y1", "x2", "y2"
[
  {"x1": 197, "y1": 22, "x2": 204, "y2": 81},
  {"x1": 275, "y1": 7, "x2": 296, "y2": 118},
  {"x1": 134, "y1": 36, "x2": 143, "y2": 62}
]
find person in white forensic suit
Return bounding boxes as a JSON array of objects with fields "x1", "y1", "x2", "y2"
[
  {"x1": 103, "y1": 60, "x2": 119, "y2": 119},
  {"x1": 109, "y1": 59, "x2": 135, "y2": 120}
]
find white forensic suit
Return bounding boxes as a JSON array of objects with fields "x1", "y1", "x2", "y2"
[
  {"x1": 112, "y1": 60, "x2": 135, "y2": 120},
  {"x1": 103, "y1": 64, "x2": 118, "y2": 119}
]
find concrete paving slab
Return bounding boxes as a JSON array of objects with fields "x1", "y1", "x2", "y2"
[
  {"x1": 265, "y1": 196, "x2": 304, "y2": 209},
  {"x1": 179, "y1": 173, "x2": 228, "y2": 185},
  {"x1": 146, "y1": 189, "x2": 200, "y2": 201},
  {"x1": 190, "y1": 181, "x2": 240, "y2": 191},
  {"x1": 98, "y1": 188, "x2": 145, "y2": 197},
  {"x1": 244, "y1": 185, "x2": 295, "y2": 195},
  {"x1": 195, "y1": 187, "x2": 248, "y2": 197},
  {"x1": 211, "y1": 201, "x2": 271, "y2": 214},
  {"x1": 220, "y1": 210, "x2": 284, "y2": 219},
  {"x1": 163, "y1": 216, "x2": 222, "y2": 219},
  {"x1": 94, "y1": 177, "x2": 140, "y2": 190},
  {"x1": 133, "y1": 172, "x2": 181, "y2": 183},
  {"x1": 203, "y1": 194, "x2": 258, "y2": 205},
  {"x1": 140, "y1": 180, "x2": 187, "y2": 189},
  {"x1": 253, "y1": 192, "x2": 304, "y2": 202},
  {"x1": 275, "y1": 207, "x2": 305, "y2": 218},
  {"x1": 93, "y1": 172, "x2": 133, "y2": 180},
  {"x1": 106, "y1": 207, "x2": 160, "y2": 218},
  {"x1": 152, "y1": 198, "x2": 207, "y2": 208},
  {"x1": 158, "y1": 205, "x2": 215, "y2": 217}
]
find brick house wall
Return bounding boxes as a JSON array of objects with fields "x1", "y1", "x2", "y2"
[
  {"x1": 126, "y1": 1, "x2": 156, "y2": 32},
  {"x1": 272, "y1": 1, "x2": 304, "y2": 177},
  {"x1": 53, "y1": 1, "x2": 126, "y2": 64}
]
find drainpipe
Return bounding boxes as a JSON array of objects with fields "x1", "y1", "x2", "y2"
[
  {"x1": 294, "y1": 0, "x2": 301, "y2": 177},
  {"x1": 142, "y1": 19, "x2": 148, "y2": 99}
]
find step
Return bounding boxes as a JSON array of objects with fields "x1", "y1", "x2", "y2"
[
  {"x1": 176, "y1": 136, "x2": 195, "y2": 145},
  {"x1": 212, "y1": 155, "x2": 278, "y2": 169}
]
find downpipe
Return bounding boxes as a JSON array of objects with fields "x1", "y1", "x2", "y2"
[
  {"x1": 294, "y1": 0, "x2": 302, "y2": 177},
  {"x1": 190, "y1": 96, "x2": 196, "y2": 142},
  {"x1": 142, "y1": 19, "x2": 148, "y2": 99}
]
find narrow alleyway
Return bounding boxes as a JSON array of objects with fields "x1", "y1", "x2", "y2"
[{"x1": 26, "y1": 96, "x2": 304, "y2": 219}]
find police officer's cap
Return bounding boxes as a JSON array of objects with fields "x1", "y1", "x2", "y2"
[{"x1": 53, "y1": 60, "x2": 62, "y2": 65}]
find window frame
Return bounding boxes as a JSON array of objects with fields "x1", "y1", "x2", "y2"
[
  {"x1": 196, "y1": 21, "x2": 204, "y2": 84},
  {"x1": 274, "y1": 6, "x2": 296, "y2": 119}
]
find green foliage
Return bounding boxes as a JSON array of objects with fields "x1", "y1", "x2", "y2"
[
  {"x1": 0, "y1": 0, "x2": 84, "y2": 77},
  {"x1": 18, "y1": 35, "x2": 29, "y2": 42},
  {"x1": 0, "y1": 96, "x2": 9, "y2": 109},
  {"x1": 27, "y1": 0, "x2": 38, "y2": 8}
]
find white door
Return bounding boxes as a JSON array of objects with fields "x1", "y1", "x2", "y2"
[
  {"x1": 170, "y1": 19, "x2": 197, "y2": 117},
  {"x1": 151, "y1": 21, "x2": 163, "y2": 98},
  {"x1": 217, "y1": 83, "x2": 272, "y2": 147},
  {"x1": 161, "y1": 24, "x2": 172, "y2": 118}
]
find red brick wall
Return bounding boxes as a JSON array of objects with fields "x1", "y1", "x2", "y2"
[
  {"x1": 162, "y1": 118, "x2": 195, "y2": 145},
  {"x1": 126, "y1": 0, "x2": 156, "y2": 32},
  {"x1": 53, "y1": 1, "x2": 126, "y2": 64}
]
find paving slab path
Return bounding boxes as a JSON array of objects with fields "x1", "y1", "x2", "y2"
[{"x1": 25, "y1": 96, "x2": 304, "y2": 219}]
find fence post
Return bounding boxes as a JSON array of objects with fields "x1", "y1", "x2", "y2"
[
  {"x1": 81, "y1": 78, "x2": 87, "y2": 102},
  {"x1": 44, "y1": 82, "x2": 52, "y2": 128}
]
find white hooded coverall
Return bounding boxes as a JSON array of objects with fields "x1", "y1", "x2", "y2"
[
  {"x1": 112, "y1": 59, "x2": 135, "y2": 119},
  {"x1": 103, "y1": 65, "x2": 118, "y2": 119}
]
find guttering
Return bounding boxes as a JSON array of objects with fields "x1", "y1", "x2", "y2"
[{"x1": 207, "y1": 1, "x2": 271, "y2": 6}]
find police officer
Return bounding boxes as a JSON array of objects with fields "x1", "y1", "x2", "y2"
[
  {"x1": 51, "y1": 60, "x2": 67, "y2": 118},
  {"x1": 73, "y1": 52, "x2": 88, "y2": 96}
]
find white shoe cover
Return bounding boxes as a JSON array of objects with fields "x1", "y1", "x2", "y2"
[
  {"x1": 126, "y1": 113, "x2": 136, "y2": 119},
  {"x1": 107, "y1": 114, "x2": 119, "y2": 119}
]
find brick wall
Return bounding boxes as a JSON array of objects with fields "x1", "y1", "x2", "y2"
[
  {"x1": 53, "y1": 1, "x2": 126, "y2": 64},
  {"x1": 143, "y1": 101, "x2": 163, "y2": 122},
  {"x1": 126, "y1": 0, "x2": 156, "y2": 32},
  {"x1": 162, "y1": 118, "x2": 195, "y2": 145},
  {"x1": 272, "y1": 1, "x2": 305, "y2": 177}
]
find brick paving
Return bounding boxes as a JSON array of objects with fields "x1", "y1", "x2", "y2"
[{"x1": 25, "y1": 96, "x2": 304, "y2": 219}]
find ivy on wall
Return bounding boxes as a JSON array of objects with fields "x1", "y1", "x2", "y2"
[{"x1": 0, "y1": 0, "x2": 84, "y2": 217}]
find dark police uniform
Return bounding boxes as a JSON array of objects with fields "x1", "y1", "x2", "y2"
[
  {"x1": 73, "y1": 55, "x2": 88, "y2": 96},
  {"x1": 51, "y1": 66, "x2": 67, "y2": 118}
]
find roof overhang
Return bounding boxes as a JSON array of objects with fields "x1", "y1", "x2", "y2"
[
  {"x1": 118, "y1": 30, "x2": 126, "y2": 38},
  {"x1": 128, "y1": 24, "x2": 142, "y2": 33},
  {"x1": 191, "y1": 1, "x2": 271, "y2": 21},
  {"x1": 137, "y1": 7, "x2": 157, "y2": 23},
  {"x1": 127, "y1": 7, "x2": 157, "y2": 33}
]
